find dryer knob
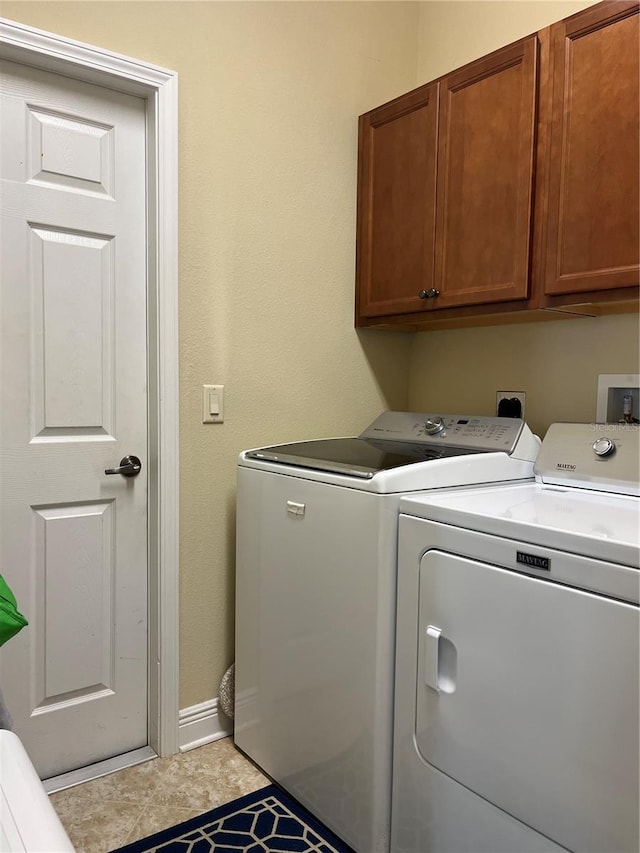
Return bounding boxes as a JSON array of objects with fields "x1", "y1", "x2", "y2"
[
  {"x1": 424, "y1": 417, "x2": 445, "y2": 436},
  {"x1": 592, "y1": 436, "x2": 616, "y2": 457}
]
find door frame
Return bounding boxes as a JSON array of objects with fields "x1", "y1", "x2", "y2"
[{"x1": 0, "y1": 18, "x2": 180, "y2": 760}]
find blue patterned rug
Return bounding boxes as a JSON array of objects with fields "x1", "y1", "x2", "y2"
[{"x1": 111, "y1": 785, "x2": 354, "y2": 853}]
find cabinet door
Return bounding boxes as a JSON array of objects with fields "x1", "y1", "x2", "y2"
[
  {"x1": 543, "y1": 1, "x2": 639, "y2": 297},
  {"x1": 432, "y1": 38, "x2": 538, "y2": 309},
  {"x1": 356, "y1": 84, "x2": 438, "y2": 319}
]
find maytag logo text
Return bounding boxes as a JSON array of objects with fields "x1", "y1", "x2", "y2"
[{"x1": 517, "y1": 551, "x2": 551, "y2": 571}]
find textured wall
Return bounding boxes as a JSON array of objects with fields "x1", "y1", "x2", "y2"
[
  {"x1": 409, "y1": 0, "x2": 638, "y2": 437},
  {"x1": 408, "y1": 314, "x2": 640, "y2": 439},
  {"x1": 2, "y1": 1, "x2": 417, "y2": 707},
  {"x1": 416, "y1": 0, "x2": 598, "y2": 83},
  {"x1": 5, "y1": 0, "x2": 636, "y2": 717}
]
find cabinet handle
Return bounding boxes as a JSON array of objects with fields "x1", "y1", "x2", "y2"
[{"x1": 418, "y1": 288, "x2": 440, "y2": 299}]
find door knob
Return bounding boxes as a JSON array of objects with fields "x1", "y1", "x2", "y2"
[
  {"x1": 105, "y1": 455, "x2": 142, "y2": 477},
  {"x1": 418, "y1": 288, "x2": 440, "y2": 299}
]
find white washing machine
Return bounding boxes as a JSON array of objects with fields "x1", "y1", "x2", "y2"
[
  {"x1": 393, "y1": 422, "x2": 639, "y2": 853},
  {"x1": 234, "y1": 412, "x2": 540, "y2": 853}
]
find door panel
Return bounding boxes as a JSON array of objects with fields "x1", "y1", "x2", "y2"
[
  {"x1": 34, "y1": 502, "x2": 114, "y2": 702},
  {"x1": 0, "y1": 59, "x2": 148, "y2": 778},
  {"x1": 31, "y1": 226, "x2": 114, "y2": 433},
  {"x1": 28, "y1": 104, "x2": 114, "y2": 191},
  {"x1": 416, "y1": 550, "x2": 639, "y2": 853}
]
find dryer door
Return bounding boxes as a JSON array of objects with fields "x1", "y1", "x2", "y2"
[{"x1": 416, "y1": 549, "x2": 639, "y2": 853}]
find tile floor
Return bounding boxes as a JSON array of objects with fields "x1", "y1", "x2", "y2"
[{"x1": 49, "y1": 737, "x2": 270, "y2": 853}]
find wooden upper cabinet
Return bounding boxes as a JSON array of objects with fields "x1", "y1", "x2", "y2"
[
  {"x1": 356, "y1": 83, "x2": 438, "y2": 318},
  {"x1": 355, "y1": 39, "x2": 538, "y2": 323},
  {"x1": 541, "y1": 1, "x2": 639, "y2": 298},
  {"x1": 433, "y1": 37, "x2": 538, "y2": 309},
  {"x1": 355, "y1": 1, "x2": 639, "y2": 329}
]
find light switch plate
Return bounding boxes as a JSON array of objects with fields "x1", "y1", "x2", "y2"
[{"x1": 203, "y1": 384, "x2": 224, "y2": 423}]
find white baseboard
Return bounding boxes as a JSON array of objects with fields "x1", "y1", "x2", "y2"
[{"x1": 178, "y1": 697, "x2": 233, "y2": 753}]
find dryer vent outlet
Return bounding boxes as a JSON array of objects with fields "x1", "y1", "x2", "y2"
[{"x1": 496, "y1": 391, "x2": 526, "y2": 419}]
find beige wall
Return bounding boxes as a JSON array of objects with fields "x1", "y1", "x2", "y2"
[
  {"x1": 3, "y1": 0, "x2": 638, "y2": 716},
  {"x1": 416, "y1": 0, "x2": 598, "y2": 82},
  {"x1": 410, "y1": 0, "x2": 639, "y2": 438},
  {"x1": 2, "y1": 1, "x2": 417, "y2": 707},
  {"x1": 408, "y1": 314, "x2": 640, "y2": 439}
]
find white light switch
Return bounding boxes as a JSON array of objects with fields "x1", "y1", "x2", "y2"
[{"x1": 203, "y1": 384, "x2": 224, "y2": 423}]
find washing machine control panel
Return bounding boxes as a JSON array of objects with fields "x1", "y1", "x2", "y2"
[{"x1": 360, "y1": 412, "x2": 526, "y2": 453}]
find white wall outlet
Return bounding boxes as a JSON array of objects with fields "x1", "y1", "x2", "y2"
[
  {"x1": 496, "y1": 390, "x2": 526, "y2": 418},
  {"x1": 203, "y1": 384, "x2": 224, "y2": 423}
]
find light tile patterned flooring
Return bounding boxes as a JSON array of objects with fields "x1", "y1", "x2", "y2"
[{"x1": 49, "y1": 737, "x2": 270, "y2": 853}]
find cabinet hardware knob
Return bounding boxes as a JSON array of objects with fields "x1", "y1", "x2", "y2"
[{"x1": 418, "y1": 288, "x2": 440, "y2": 299}]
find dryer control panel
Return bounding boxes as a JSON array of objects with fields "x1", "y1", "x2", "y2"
[
  {"x1": 535, "y1": 422, "x2": 640, "y2": 496},
  {"x1": 360, "y1": 412, "x2": 526, "y2": 454}
]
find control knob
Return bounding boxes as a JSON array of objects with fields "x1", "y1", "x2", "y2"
[
  {"x1": 424, "y1": 416, "x2": 445, "y2": 436},
  {"x1": 592, "y1": 436, "x2": 616, "y2": 457}
]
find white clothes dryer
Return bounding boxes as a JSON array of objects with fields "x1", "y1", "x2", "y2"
[
  {"x1": 393, "y1": 422, "x2": 639, "y2": 853},
  {"x1": 234, "y1": 412, "x2": 540, "y2": 853}
]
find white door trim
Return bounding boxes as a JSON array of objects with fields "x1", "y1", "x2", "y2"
[{"x1": 0, "y1": 18, "x2": 180, "y2": 758}]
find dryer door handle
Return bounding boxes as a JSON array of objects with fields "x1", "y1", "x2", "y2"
[
  {"x1": 425, "y1": 625, "x2": 442, "y2": 692},
  {"x1": 424, "y1": 625, "x2": 457, "y2": 694}
]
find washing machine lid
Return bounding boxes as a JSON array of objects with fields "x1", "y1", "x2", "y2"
[
  {"x1": 245, "y1": 436, "x2": 481, "y2": 479},
  {"x1": 244, "y1": 412, "x2": 534, "y2": 480}
]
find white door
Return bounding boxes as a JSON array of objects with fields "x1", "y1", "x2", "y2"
[{"x1": 0, "y1": 58, "x2": 148, "y2": 779}]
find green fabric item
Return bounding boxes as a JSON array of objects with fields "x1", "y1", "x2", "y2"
[{"x1": 0, "y1": 575, "x2": 28, "y2": 647}]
